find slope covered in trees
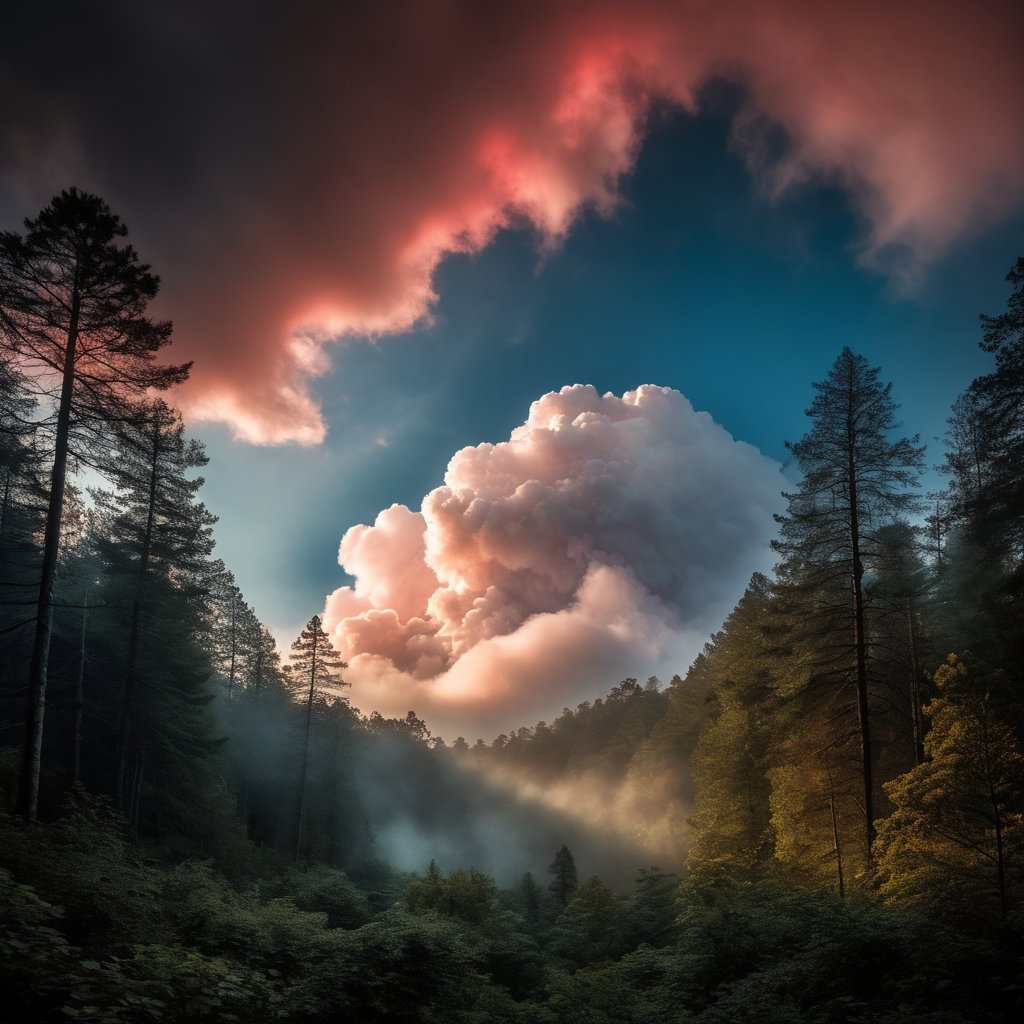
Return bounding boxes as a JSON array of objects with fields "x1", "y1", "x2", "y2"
[{"x1": 1, "y1": 192, "x2": 1022, "y2": 1021}]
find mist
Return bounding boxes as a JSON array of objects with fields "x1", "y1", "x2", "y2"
[{"x1": 349, "y1": 735, "x2": 658, "y2": 889}]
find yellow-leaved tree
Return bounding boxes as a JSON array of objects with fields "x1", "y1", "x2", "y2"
[{"x1": 874, "y1": 653, "x2": 1024, "y2": 928}]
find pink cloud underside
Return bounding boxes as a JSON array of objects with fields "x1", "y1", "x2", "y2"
[
  {"x1": 160, "y1": 0, "x2": 1024, "y2": 444},
  {"x1": 322, "y1": 384, "x2": 784, "y2": 736}
]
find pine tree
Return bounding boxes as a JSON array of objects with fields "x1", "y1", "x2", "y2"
[
  {"x1": 288, "y1": 614, "x2": 347, "y2": 861},
  {"x1": 548, "y1": 844, "x2": 578, "y2": 906},
  {"x1": 215, "y1": 617, "x2": 292, "y2": 849},
  {"x1": 248, "y1": 623, "x2": 282, "y2": 703},
  {"x1": 513, "y1": 870, "x2": 545, "y2": 929},
  {"x1": 687, "y1": 576, "x2": 777, "y2": 875},
  {"x1": 0, "y1": 189, "x2": 190, "y2": 819},
  {"x1": 772, "y1": 348, "x2": 925, "y2": 857},
  {"x1": 972, "y1": 257, "x2": 1024, "y2": 566},
  {"x1": 939, "y1": 257, "x2": 1024, "y2": 665},
  {"x1": 556, "y1": 874, "x2": 617, "y2": 964},
  {"x1": 868, "y1": 523, "x2": 935, "y2": 767},
  {"x1": 0, "y1": 359, "x2": 44, "y2": 643},
  {"x1": 209, "y1": 576, "x2": 262, "y2": 700},
  {"x1": 91, "y1": 400, "x2": 217, "y2": 817}
]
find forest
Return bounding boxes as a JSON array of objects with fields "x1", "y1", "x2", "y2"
[{"x1": 1, "y1": 189, "x2": 1022, "y2": 1022}]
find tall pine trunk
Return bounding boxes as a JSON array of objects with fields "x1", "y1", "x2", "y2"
[
  {"x1": 18, "y1": 291, "x2": 79, "y2": 821},
  {"x1": 72, "y1": 590, "x2": 88, "y2": 785},
  {"x1": 847, "y1": 417, "x2": 875, "y2": 856}
]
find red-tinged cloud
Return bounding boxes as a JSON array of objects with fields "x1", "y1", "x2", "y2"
[
  {"x1": 2, "y1": 1, "x2": 1022, "y2": 443},
  {"x1": 322, "y1": 385, "x2": 783, "y2": 736}
]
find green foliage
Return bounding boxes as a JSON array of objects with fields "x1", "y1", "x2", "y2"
[
  {"x1": 0, "y1": 794, "x2": 169, "y2": 951},
  {"x1": 407, "y1": 860, "x2": 498, "y2": 925},
  {"x1": 941, "y1": 257, "x2": 1024, "y2": 660},
  {"x1": 546, "y1": 877, "x2": 1018, "y2": 1023},
  {"x1": 553, "y1": 874, "x2": 619, "y2": 966},
  {"x1": 624, "y1": 673, "x2": 707, "y2": 857},
  {"x1": 263, "y1": 864, "x2": 371, "y2": 929},
  {"x1": 347, "y1": 857, "x2": 416, "y2": 913},
  {"x1": 1, "y1": 747, "x2": 1020, "y2": 1023},
  {"x1": 146, "y1": 862, "x2": 326, "y2": 975},
  {"x1": 691, "y1": 692, "x2": 773, "y2": 871},
  {"x1": 686, "y1": 576, "x2": 777, "y2": 874},
  {"x1": 60, "y1": 945, "x2": 284, "y2": 1023},
  {"x1": 875, "y1": 653, "x2": 1024, "y2": 929},
  {"x1": 0, "y1": 866, "x2": 76, "y2": 1017},
  {"x1": 365, "y1": 709, "x2": 432, "y2": 743},
  {"x1": 1, "y1": 188, "x2": 192, "y2": 821},
  {"x1": 0, "y1": 197, "x2": 1020, "y2": 1023},
  {"x1": 504, "y1": 870, "x2": 552, "y2": 932},
  {"x1": 287, "y1": 614, "x2": 349, "y2": 863},
  {"x1": 772, "y1": 348, "x2": 926, "y2": 860},
  {"x1": 287, "y1": 906, "x2": 487, "y2": 1023},
  {"x1": 548, "y1": 845, "x2": 578, "y2": 907},
  {"x1": 614, "y1": 867, "x2": 678, "y2": 953}
]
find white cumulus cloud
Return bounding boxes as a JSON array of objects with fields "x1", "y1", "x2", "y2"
[{"x1": 323, "y1": 384, "x2": 784, "y2": 737}]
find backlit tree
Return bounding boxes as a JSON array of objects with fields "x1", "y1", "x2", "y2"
[
  {"x1": 875, "y1": 654, "x2": 1024, "y2": 928},
  {"x1": 289, "y1": 614, "x2": 347, "y2": 860},
  {"x1": 91, "y1": 400, "x2": 217, "y2": 818},
  {"x1": 0, "y1": 189, "x2": 190, "y2": 819},
  {"x1": 772, "y1": 348, "x2": 925, "y2": 857}
]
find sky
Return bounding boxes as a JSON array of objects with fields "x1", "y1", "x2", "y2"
[{"x1": 2, "y1": 0, "x2": 1022, "y2": 738}]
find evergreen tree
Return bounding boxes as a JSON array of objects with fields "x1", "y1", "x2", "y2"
[
  {"x1": 687, "y1": 575, "x2": 777, "y2": 874},
  {"x1": 209, "y1": 576, "x2": 262, "y2": 701},
  {"x1": 772, "y1": 348, "x2": 925, "y2": 857},
  {"x1": 971, "y1": 256, "x2": 1024, "y2": 566},
  {"x1": 617, "y1": 867, "x2": 678, "y2": 951},
  {"x1": 939, "y1": 257, "x2": 1024, "y2": 666},
  {"x1": 288, "y1": 615, "x2": 347, "y2": 861},
  {"x1": 0, "y1": 359, "x2": 44, "y2": 648},
  {"x1": 406, "y1": 862, "x2": 497, "y2": 925},
  {"x1": 90, "y1": 400, "x2": 218, "y2": 819},
  {"x1": 548, "y1": 844, "x2": 578, "y2": 906},
  {"x1": 868, "y1": 522, "x2": 934, "y2": 767},
  {"x1": 512, "y1": 870, "x2": 545, "y2": 929},
  {"x1": 555, "y1": 874, "x2": 617, "y2": 965},
  {"x1": 215, "y1": 621, "x2": 293, "y2": 850},
  {"x1": 248, "y1": 623, "x2": 283, "y2": 703},
  {"x1": 0, "y1": 189, "x2": 190, "y2": 819}
]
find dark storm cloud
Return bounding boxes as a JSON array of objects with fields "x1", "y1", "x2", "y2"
[{"x1": 3, "y1": 1, "x2": 1022, "y2": 444}]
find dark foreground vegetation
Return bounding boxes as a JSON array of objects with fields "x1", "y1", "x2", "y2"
[
  {"x1": 1, "y1": 191, "x2": 1022, "y2": 1021},
  {"x1": 2, "y1": 798, "x2": 1019, "y2": 1022}
]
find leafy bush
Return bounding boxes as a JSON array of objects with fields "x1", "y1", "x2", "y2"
[
  {"x1": 60, "y1": 944, "x2": 284, "y2": 1023},
  {"x1": 0, "y1": 867, "x2": 77, "y2": 1019},
  {"x1": 287, "y1": 906, "x2": 487, "y2": 1022},
  {"x1": 261, "y1": 864, "x2": 371, "y2": 929},
  {"x1": 0, "y1": 795, "x2": 170, "y2": 951}
]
